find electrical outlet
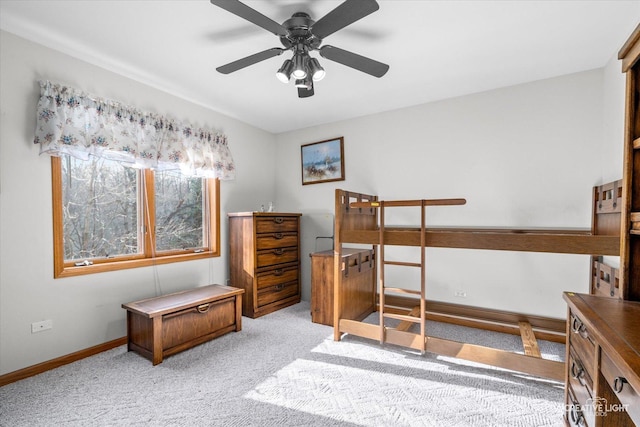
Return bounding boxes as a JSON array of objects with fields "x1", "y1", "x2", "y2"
[
  {"x1": 31, "y1": 319, "x2": 52, "y2": 333},
  {"x1": 454, "y1": 291, "x2": 467, "y2": 298}
]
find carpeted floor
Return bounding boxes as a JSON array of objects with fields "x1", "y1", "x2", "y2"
[{"x1": 0, "y1": 302, "x2": 566, "y2": 427}]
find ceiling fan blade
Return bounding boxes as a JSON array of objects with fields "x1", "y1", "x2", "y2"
[
  {"x1": 210, "y1": 0, "x2": 288, "y2": 37},
  {"x1": 311, "y1": 0, "x2": 379, "y2": 40},
  {"x1": 298, "y1": 82, "x2": 314, "y2": 98},
  {"x1": 319, "y1": 45, "x2": 389, "y2": 78},
  {"x1": 216, "y1": 48, "x2": 285, "y2": 74}
]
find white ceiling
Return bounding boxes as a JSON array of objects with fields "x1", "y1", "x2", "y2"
[{"x1": 1, "y1": 0, "x2": 639, "y2": 134}]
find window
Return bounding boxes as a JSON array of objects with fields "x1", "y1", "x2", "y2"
[{"x1": 52, "y1": 155, "x2": 219, "y2": 278}]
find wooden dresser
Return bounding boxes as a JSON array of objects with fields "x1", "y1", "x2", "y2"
[
  {"x1": 563, "y1": 292, "x2": 640, "y2": 426},
  {"x1": 310, "y1": 248, "x2": 376, "y2": 326},
  {"x1": 228, "y1": 212, "x2": 302, "y2": 318}
]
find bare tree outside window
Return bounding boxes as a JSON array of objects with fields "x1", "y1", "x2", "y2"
[
  {"x1": 61, "y1": 155, "x2": 140, "y2": 261},
  {"x1": 154, "y1": 170, "x2": 206, "y2": 252}
]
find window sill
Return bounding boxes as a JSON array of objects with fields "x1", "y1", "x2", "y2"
[{"x1": 54, "y1": 251, "x2": 219, "y2": 278}]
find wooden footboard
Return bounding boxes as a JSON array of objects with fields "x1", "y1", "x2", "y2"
[
  {"x1": 591, "y1": 257, "x2": 621, "y2": 299},
  {"x1": 332, "y1": 191, "x2": 378, "y2": 339}
]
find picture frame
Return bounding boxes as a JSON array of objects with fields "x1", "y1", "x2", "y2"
[{"x1": 301, "y1": 137, "x2": 345, "y2": 185}]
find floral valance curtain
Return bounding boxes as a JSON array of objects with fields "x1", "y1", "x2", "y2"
[{"x1": 33, "y1": 80, "x2": 235, "y2": 180}]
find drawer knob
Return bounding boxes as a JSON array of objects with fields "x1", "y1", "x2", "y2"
[
  {"x1": 571, "y1": 317, "x2": 588, "y2": 339},
  {"x1": 274, "y1": 217, "x2": 284, "y2": 224},
  {"x1": 570, "y1": 361, "x2": 586, "y2": 386},
  {"x1": 274, "y1": 233, "x2": 283, "y2": 239},
  {"x1": 273, "y1": 249, "x2": 284, "y2": 255},
  {"x1": 197, "y1": 303, "x2": 210, "y2": 313},
  {"x1": 569, "y1": 403, "x2": 585, "y2": 427},
  {"x1": 274, "y1": 269, "x2": 283, "y2": 276},
  {"x1": 614, "y1": 376, "x2": 628, "y2": 393},
  {"x1": 275, "y1": 284, "x2": 285, "y2": 290},
  {"x1": 571, "y1": 317, "x2": 582, "y2": 333}
]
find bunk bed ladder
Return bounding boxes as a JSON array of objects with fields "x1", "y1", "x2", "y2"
[
  {"x1": 348, "y1": 196, "x2": 466, "y2": 354},
  {"x1": 378, "y1": 200, "x2": 428, "y2": 354}
]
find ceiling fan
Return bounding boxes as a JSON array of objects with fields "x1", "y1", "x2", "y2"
[{"x1": 210, "y1": 0, "x2": 389, "y2": 98}]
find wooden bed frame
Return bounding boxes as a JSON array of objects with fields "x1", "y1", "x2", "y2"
[
  {"x1": 591, "y1": 257, "x2": 620, "y2": 299},
  {"x1": 331, "y1": 185, "x2": 620, "y2": 381}
]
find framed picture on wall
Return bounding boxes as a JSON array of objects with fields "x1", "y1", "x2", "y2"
[{"x1": 301, "y1": 137, "x2": 345, "y2": 185}]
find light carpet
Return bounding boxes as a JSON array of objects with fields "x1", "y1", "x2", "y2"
[{"x1": 0, "y1": 302, "x2": 566, "y2": 427}]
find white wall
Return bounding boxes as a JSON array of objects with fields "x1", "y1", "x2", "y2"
[
  {"x1": 0, "y1": 29, "x2": 629, "y2": 376},
  {"x1": 0, "y1": 31, "x2": 277, "y2": 375},
  {"x1": 600, "y1": 52, "x2": 627, "y2": 269},
  {"x1": 602, "y1": 52, "x2": 627, "y2": 183},
  {"x1": 275, "y1": 68, "x2": 625, "y2": 319}
]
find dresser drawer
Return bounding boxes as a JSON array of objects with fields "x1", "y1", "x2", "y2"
[
  {"x1": 257, "y1": 281, "x2": 299, "y2": 307},
  {"x1": 257, "y1": 246, "x2": 298, "y2": 268},
  {"x1": 569, "y1": 313, "x2": 596, "y2": 380},
  {"x1": 256, "y1": 216, "x2": 298, "y2": 233},
  {"x1": 256, "y1": 232, "x2": 298, "y2": 250},
  {"x1": 600, "y1": 351, "x2": 640, "y2": 423},
  {"x1": 568, "y1": 348, "x2": 594, "y2": 397},
  {"x1": 566, "y1": 385, "x2": 593, "y2": 427},
  {"x1": 256, "y1": 264, "x2": 299, "y2": 290}
]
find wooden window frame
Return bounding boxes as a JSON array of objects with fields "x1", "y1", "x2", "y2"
[{"x1": 51, "y1": 157, "x2": 220, "y2": 278}]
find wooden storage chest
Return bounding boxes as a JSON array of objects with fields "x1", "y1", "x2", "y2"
[
  {"x1": 229, "y1": 212, "x2": 302, "y2": 318},
  {"x1": 310, "y1": 248, "x2": 376, "y2": 326},
  {"x1": 122, "y1": 284, "x2": 243, "y2": 365}
]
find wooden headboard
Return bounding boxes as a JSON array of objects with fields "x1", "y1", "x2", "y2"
[
  {"x1": 592, "y1": 179, "x2": 623, "y2": 236},
  {"x1": 334, "y1": 190, "x2": 378, "y2": 243},
  {"x1": 589, "y1": 179, "x2": 622, "y2": 299}
]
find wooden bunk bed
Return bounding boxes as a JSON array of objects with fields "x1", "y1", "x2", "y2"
[{"x1": 331, "y1": 186, "x2": 620, "y2": 381}]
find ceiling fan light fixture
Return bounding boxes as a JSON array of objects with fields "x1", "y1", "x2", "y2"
[
  {"x1": 308, "y1": 58, "x2": 325, "y2": 81},
  {"x1": 211, "y1": 0, "x2": 390, "y2": 98},
  {"x1": 295, "y1": 77, "x2": 312, "y2": 89},
  {"x1": 276, "y1": 59, "x2": 294, "y2": 83},
  {"x1": 292, "y1": 53, "x2": 307, "y2": 79}
]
